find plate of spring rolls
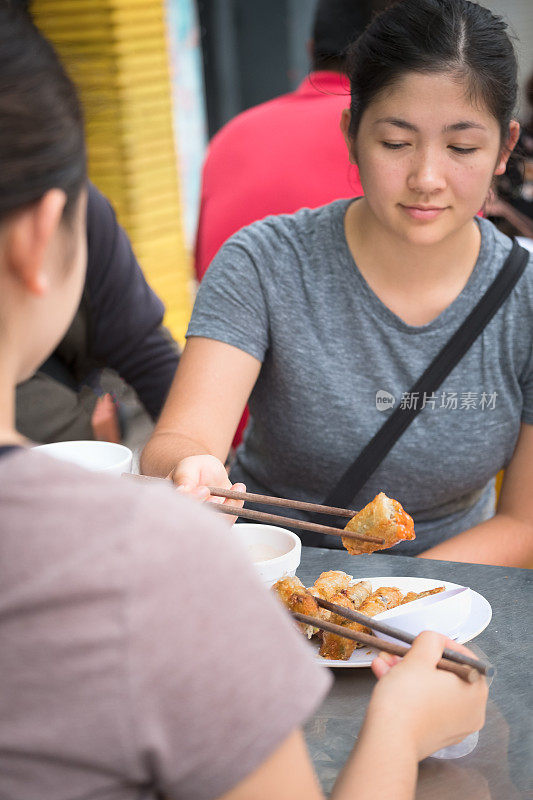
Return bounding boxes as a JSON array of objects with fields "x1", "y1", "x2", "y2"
[{"x1": 273, "y1": 572, "x2": 492, "y2": 667}]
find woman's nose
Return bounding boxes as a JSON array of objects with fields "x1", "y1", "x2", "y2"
[{"x1": 407, "y1": 149, "x2": 446, "y2": 194}]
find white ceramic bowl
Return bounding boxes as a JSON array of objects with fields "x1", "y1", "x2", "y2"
[
  {"x1": 33, "y1": 440, "x2": 133, "y2": 475},
  {"x1": 233, "y1": 523, "x2": 301, "y2": 587},
  {"x1": 373, "y1": 586, "x2": 472, "y2": 643}
]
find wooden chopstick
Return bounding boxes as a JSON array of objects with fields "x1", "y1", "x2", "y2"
[
  {"x1": 291, "y1": 612, "x2": 479, "y2": 682},
  {"x1": 122, "y1": 474, "x2": 384, "y2": 545},
  {"x1": 208, "y1": 502, "x2": 384, "y2": 543},
  {"x1": 315, "y1": 597, "x2": 493, "y2": 676},
  {"x1": 207, "y1": 487, "x2": 356, "y2": 518}
]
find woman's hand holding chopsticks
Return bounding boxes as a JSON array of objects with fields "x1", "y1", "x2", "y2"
[
  {"x1": 169, "y1": 454, "x2": 246, "y2": 524},
  {"x1": 128, "y1": 471, "x2": 387, "y2": 545},
  {"x1": 368, "y1": 631, "x2": 488, "y2": 761}
]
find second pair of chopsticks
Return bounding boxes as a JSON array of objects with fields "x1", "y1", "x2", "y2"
[
  {"x1": 314, "y1": 597, "x2": 492, "y2": 676},
  {"x1": 292, "y1": 611, "x2": 481, "y2": 682},
  {"x1": 294, "y1": 595, "x2": 493, "y2": 680},
  {"x1": 122, "y1": 475, "x2": 384, "y2": 545}
]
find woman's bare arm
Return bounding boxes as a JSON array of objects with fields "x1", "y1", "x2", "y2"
[
  {"x1": 140, "y1": 337, "x2": 261, "y2": 478},
  {"x1": 420, "y1": 423, "x2": 533, "y2": 566},
  {"x1": 219, "y1": 723, "x2": 417, "y2": 800}
]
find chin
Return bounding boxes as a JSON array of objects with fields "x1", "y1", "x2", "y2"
[
  {"x1": 401, "y1": 228, "x2": 451, "y2": 247},
  {"x1": 392, "y1": 217, "x2": 464, "y2": 247}
]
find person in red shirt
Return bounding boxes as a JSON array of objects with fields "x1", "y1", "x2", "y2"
[
  {"x1": 194, "y1": 0, "x2": 367, "y2": 282},
  {"x1": 195, "y1": 0, "x2": 367, "y2": 445}
]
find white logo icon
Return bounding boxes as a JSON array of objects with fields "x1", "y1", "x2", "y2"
[{"x1": 376, "y1": 390, "x2": 396, "y2": 412}]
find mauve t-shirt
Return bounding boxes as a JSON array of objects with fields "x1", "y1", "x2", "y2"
[{"x1": 0, "y1": 449, "x2": 330, "y2": 800}]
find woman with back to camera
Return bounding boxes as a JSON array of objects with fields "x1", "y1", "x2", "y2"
[
  {"x1": 0, "y1": 7, "x2": 488, "y2": 800},
  {"x1": 142, "y1": 0, "x2": 533, "y2": 568}
]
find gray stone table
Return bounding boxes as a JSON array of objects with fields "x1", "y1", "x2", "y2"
[{"x1": 298, "y1": 548, "x2": 532, "y2": 799}]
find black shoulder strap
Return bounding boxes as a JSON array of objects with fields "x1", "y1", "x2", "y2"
[{"x1": 315, "y1": 239, "x2": 530, "y2": 521}]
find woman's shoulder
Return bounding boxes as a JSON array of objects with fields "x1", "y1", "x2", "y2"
[
  {"x1": 477, "y1": 217, "x2": 533, "y2": 292},
  {"x1": 200, "y1": 199, "x2": 352, "y2": 291},
  {"x1": 478, "y1": 216, "x2": 533, "y2": 262},
  {"x1": 225, "y1": 198, "x2": 352, "y2": 257}
]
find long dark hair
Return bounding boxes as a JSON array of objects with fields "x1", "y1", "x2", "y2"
[
  {"x1": 346, "y1": 0, "x2": 518, "y2": 143},
  {"x1": 0, "y1": 5, "x2": 86, "y2": 221}
]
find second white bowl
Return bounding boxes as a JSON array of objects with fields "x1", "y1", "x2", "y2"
[{"x1": 233, "y1": 523, "x2": 301, "y2": 587}]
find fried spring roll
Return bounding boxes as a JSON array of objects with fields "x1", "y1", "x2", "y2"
[
  {"x1": 272, "y1": 576, "x2": 307, "y2": 605},
  {"x1": 307, "y1": 587, "x2": 332, "y2": 623},
  {"x1": 401, "y1": 586, "x2": 445, "y2": 604},
  {"x1": 328, "y1": 591, "x2": 356, "y2": 625},
  {"x1": 272, "y1": 576, "x2": 320, "y2": 638},
  {"x1": 349, "y1": 587, "x2": 403, "y2": 649},
  {"x1": 313, "y1": 570, "x2": 353, "y2": 600},
  {"x1": 342, "y1": 492, "x2": 415, "y2": 555},
  {"x1": 343, "y1": 579, "x2": 372, "y2": 608},
  {"x1": 319, "y1": 592, "x2": 390, "y2": 660},
  {"x1": 287, "y1": 592, "x2": 321, "y2": 638},
  {"x1": 319, "y1": 621, "x2": 361, "y2": 660},
  {"x1": 372, "y1": 586, "x2": 404, "y2": 609}
]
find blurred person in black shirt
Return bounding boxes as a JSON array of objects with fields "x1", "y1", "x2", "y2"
[{"x1": 16, "y1": 183, "x2": 180, "y2": 444}]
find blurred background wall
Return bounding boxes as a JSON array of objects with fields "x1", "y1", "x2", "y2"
[
  {"x1": 166, "y1": 0, "x2": 207, "y2": 247},
  {"x1": 197, "y1": 0, "x2": 317, "y2": 137},
  {"x1": 480, "y1": 0, "x2": 532, "y2": 117}
]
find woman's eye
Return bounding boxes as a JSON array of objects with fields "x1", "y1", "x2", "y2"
[
  {"x1": 449, "y1": 146, "x2": 478, "y2": 154},
  {"x1": 381, "y1": 142, "x2": 408, "y2": 150}
]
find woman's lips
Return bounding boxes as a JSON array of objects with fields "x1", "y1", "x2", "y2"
[{"x1": 400, "y1": 205, "x2": 447, "y2": 221}]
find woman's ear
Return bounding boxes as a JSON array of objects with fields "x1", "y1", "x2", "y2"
[
  {"x1": 6, "y1": 189, "x2": 66, "y2": 295},
  {"x1": 340, "y1": 108, "x2": 357, "y2": 165},
  {"x1": 494, "y1": 120, "x2": 520, "y2": 176}
]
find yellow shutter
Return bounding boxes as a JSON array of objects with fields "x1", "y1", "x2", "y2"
[{"x1": 32, "y1": 0, "x2": 193, "y2": 344}]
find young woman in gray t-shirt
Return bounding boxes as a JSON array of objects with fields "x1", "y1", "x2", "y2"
[{"x1": 143, "y1": 0, "x2": 533, "y2": 568}]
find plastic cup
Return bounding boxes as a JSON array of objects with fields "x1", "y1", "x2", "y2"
[
  {"x1": 430, "y1": 659, "x2": 493, "y2": 759},
  {"x1": 431, "y1": 730, "x2": 479, "y2": 759}
]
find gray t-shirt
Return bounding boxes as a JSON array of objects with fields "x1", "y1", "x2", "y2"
[
  {"x1": 187, "y1": 200, "x2": 533, "y2": 553},
  {"x1": 0, "y1": 449, "x2": 330, "y2": 800}
]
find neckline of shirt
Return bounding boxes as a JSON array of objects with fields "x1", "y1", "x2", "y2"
[{"x1": 330, "y1": 198, "x2": 494, "y2": 335}]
